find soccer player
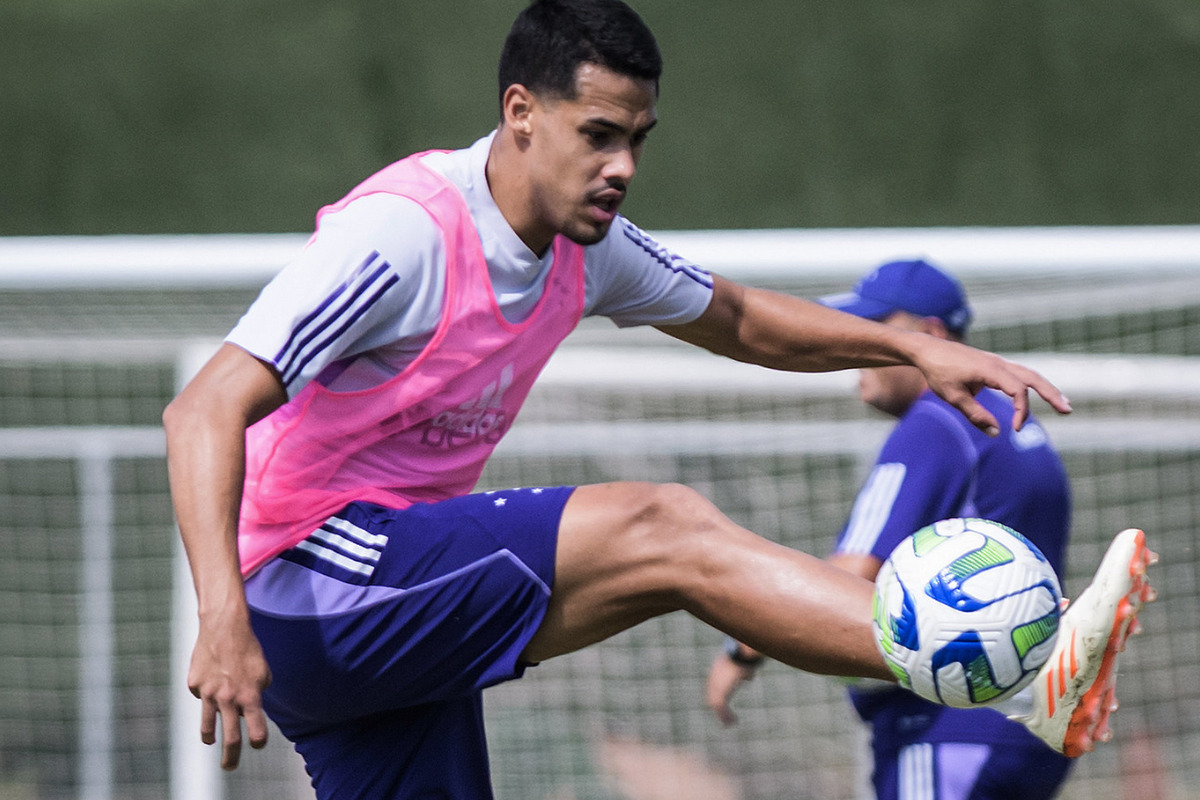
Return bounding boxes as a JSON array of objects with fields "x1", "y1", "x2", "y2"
[
  {"x1": 164, "y1": 2, "x2": 1149, "y2": 797},
  {"x1": 706, "y1": 259, "x2": 1151, "y2": 798}
]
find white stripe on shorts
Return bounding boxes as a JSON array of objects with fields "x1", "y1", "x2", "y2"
[
  {"x1": 294, "y1": 539, "x2": 377, "y2": 577},
  {"x1": 319, "y1": 516, "x2": 389, "y2": 553},
  {"x1": 290, "y1": 515, "x2": 391, "y2": 577},
  {"x1": 308, "y1": 528, "x2": 383, "y2": 563},
  {"x1": 899, "y1": 742, "x2": 934, "y2": 800}
]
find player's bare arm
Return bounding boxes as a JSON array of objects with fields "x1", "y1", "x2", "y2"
[
  {"x1": 162, "y1": 343, "x2": 287, "y2": 770},
  {"x1": 660, "y1": 275, "x2": 1071, "y2": 434}
]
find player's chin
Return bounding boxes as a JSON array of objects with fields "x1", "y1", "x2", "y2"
[{"x1": 561, "y1": 217, "x2": 615, "y2": 246}]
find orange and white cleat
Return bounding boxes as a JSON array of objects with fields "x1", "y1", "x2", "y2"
[{"x1": 1011, "y1": 528, "x2": 1157, "y2": 757}]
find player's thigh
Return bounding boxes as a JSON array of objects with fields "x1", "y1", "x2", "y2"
[{"x1": 523, "y1": 481, "x2": 738, "y2": 662}]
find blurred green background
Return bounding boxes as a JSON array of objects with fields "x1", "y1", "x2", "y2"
[{"x1": 2, "y1": 0, "x2": 1198, "y2": 235}]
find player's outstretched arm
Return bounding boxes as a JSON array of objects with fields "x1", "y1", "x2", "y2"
[
  {"x1": 659, "y1": 275, "x2": 1071, "y2": 434},
  {"x1": 162, "y1": 343, "x2": 287, "y2": 770}
]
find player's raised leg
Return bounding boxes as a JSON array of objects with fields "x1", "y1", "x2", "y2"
[
  {"x1": 520, "y1": 481, "x2": 894, "y2": 681},
  {"x1": 1011, "y1": 528, "x2": 1158, "y2": 756}
]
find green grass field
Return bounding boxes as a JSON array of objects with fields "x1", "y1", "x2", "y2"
[{"x1": 2, "y1": 0, "x2": 1199, "y2": 235}]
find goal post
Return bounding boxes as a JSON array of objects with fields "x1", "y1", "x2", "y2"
[
  {"x1": 3, "y1": 225, "x2": 1199, "y2": 288},
  {"x1": 0, "y1": 226, "x2": 1197, "y2": 800},
  {"x1": 170, "y1": 341, "x2": 226, "y2": 800}
]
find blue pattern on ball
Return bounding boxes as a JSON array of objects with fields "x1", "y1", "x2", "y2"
[{"x1": 893, "y1": 582, "x2": 921, "y2": 651}]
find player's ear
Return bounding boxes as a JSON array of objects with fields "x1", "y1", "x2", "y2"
[
  {"x1": 921, "y1": 317, "x2": 952, "y2": 341},
  {"x1": 501, "y1": 84, "x2": 535, "y2": 138}
]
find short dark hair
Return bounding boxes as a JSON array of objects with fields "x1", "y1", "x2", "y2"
[{"x1": 497, "y1": 0, "x2": 662, "y2": 110}]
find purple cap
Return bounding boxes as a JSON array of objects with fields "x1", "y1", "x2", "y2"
[{"x1": 820, "y1": 259, "x2": 972, "y2": 335}]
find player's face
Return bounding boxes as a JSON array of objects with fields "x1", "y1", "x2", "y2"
[
  {"x1": 857, "y1": 312, "x2": 932, "y2": 417},
  {"x1": 523, "y1": 64, "x2": 657, "y2": 251}
]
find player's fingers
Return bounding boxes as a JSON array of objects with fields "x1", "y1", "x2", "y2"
[
  {"x1": 1008, "y1": 386, "x2": 1030, "y2": 431},
  {"x1": 995, "y1": 361, "x2": 1072, "y2": 422},
  {"x1": 943, "y1": 388, "x2": 1001, "y2": 437},
  {"x1": 1023, "y1": 368, "x2": 1072, "y2": 416},
  {"x1": 705, "y1": 684, "x2": 731, "y2": 723},
  {"x1": 244, "y1": 702, "x2": 270, "y2": 751},
  {"x1": 219, "y1": 699, "x2": 244, "y2": 771},
  {"x1": 199, "y1": 699, "x2": 217, "y2": 746}
]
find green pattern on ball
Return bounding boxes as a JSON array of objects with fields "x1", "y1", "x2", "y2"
[
  {"x1": 1012, "y1": 610, "x2": 1059, "y2": 660},
  {"x1": 887, "y1": 658, "x2": 911, "y2": 688},
  {"x1": 947, "y1": 536, "x2": 1014, "y2": 581},
  {"x1": 910, "y1": 524, "x2": 952, "y2": 556},
  {"x1": 964, "y1": 651, "x2": 1006, "y2": 703},
  {"x1": 873, "y1": 586, "x2": 894, "y2": 655}
]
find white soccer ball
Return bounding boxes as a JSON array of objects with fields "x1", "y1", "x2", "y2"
[{"x1": 872, "y1": 518, "x2": 1062, "y2": 708}]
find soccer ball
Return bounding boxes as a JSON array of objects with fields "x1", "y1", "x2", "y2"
[{"x1": 872, "y1": 518, "x2": 1062, "y2": 708}]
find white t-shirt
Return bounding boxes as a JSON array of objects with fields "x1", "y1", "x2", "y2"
[{"x1": 227, "y1": 131, "x2": 714, "y2": 397}]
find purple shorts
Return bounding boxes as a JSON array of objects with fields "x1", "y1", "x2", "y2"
[
  {"x1": 245, "y1": 486, "x2": 575, "y2": 799},
  {"x1": 868, "y1": 702, "x2": 1072, "y2": 799}
]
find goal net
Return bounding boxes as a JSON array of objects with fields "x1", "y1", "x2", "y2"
[{"x1": 0, "y1": 227, "x2": 1196, "y2": 800}]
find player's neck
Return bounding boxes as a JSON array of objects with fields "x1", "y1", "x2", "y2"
[{"x1": 485, "y1": 131, "x2": 554, "y2": 257}]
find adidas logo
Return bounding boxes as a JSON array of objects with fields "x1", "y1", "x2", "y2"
[{"x1": 420, "y1": 363, "x2": 514, "y2": 448}]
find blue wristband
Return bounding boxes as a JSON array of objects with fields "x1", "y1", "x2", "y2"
[{"x1": 723, "y1": 636, "x2": 765, "y2": 667}]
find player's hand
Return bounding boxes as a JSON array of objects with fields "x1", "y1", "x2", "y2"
[
  {"x1": 188, "y1": 610, "x2": 272, "y2": 770},
  {"x1": 706, "y1": 652, "x2": 758, "y2": 727},
  {"x1": 909, "y1": 335, "x2": 1071, "y2": 435}
]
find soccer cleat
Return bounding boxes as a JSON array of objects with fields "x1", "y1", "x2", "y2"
[{"x1": 1010, "y1": 528, "x2": 1157, "y2": 757}]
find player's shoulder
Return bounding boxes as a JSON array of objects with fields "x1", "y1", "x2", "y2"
[
  {"x1": 585, "y1": 215, "x2": 651, "y2": 263},
  {"x1": 914, "y1": 389, "x2": 1053, "y2": 453},
  {"x1": 319, "y1": 192, "x2": 439, "y2": 237},
  {"x1": 900, "y1": 391, "x2": 971, "y2": 432},
  {"x1": 587, "y1": 216, "x2": 711, "y2": 280},
  {"x1": 885, "y1": 392, "x2": 980, "y2": 461},
  {"x1": 311, "y1": 193, "x2": 443, "y2": 269},
  {"x1": 977, "y1": 386, "x2": 1019, "y2": 415}
]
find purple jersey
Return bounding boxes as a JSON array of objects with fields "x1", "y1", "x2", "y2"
[
  {"x1": 835, "y1": 388, "x2": 1068, "y2": 576},
  {"x1": 835, "y1": 388, "x2": 1071, "y2": 755}
]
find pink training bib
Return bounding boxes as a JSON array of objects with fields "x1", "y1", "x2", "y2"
[{"x1": 237, "y1": 152, "x2": 586, "y2": 575}]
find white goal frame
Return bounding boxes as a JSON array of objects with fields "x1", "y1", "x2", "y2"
[
  {"x1": 1, "y1": 225, "x2": 1197, "y2": 800},
  {"x1": 0, "y1": 343, "x2": 1185, "y2": 800},
  {"x1": 2, "y1": 224, "x2": 1199, "y2": 288}
]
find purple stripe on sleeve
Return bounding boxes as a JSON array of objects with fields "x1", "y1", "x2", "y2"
[
  {"x1": 273, "y1": 250, "x2": 382, "y2": 368},
  {"x1": 280, "y1": 272, "x2": 400, "y2": 387},
  {"x1": 621, "y1": 222, "x2": 713, "y2": 289}
]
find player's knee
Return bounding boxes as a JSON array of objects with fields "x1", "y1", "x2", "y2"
[
  {"x1": 564, "y1": 481, "x2": 734, "y2": 601},
  {"x1": 619, "y1": 482, "x2": 727, "y2": 560},
  {"x1": 654, "y1": 481, "x2": 722, "y2": 528}
]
